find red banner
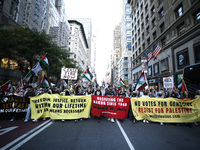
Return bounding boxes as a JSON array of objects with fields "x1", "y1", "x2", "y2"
[{"x1": 92, "y1": 95, "x2": 130, "y2": 119}]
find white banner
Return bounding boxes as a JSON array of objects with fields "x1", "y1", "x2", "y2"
[
  {"x1": 61, "y1": 67, "x2": 77, "y2": 80},
  {"x1": 163, "y1": 76, "x2": 173, "y2": 89}
]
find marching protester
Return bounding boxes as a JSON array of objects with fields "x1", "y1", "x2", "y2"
[
  {"x1": 94, "y1": 86, "x2": 102, "y2": 96},
  {"x1": 74, "y1": 86, "x2": 85, "y2": 123},
  {"x1": 105, "y1": 85, "x2": 116, "y2": 123},
  {"x1": 24, "y1": 85, "x2": 36, "y2": 123}
]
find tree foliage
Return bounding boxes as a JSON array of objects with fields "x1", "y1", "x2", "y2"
[{"x1": 0, "y1": 25, "x2": 82, "y2": 79}]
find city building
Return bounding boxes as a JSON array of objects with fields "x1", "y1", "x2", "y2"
[
  {"x1": 68, "y1": 20, "x2": 89, "y2": 72},
  {"x1": 111, "y1": 24, "x2": 121, "y2": 86},
  {"x1": 70, "y1": 18, "x2": 92, "y2": 67},
  {"x1": 118, "y1": 0, "x2": 132, "y2": 88},
  {"x1": 128, "y1": 0, "x2": 200, "y2": 90},
  {"x1": 0, "y1": 0, "x2": 70, "y2": 84}
]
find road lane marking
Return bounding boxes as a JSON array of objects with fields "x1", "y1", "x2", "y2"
[
  {"x1": 10, "y1": 121, "x2": 53, "y2": 150},
  {"x1": 116, "y1": 119, "x2": 135, "y2": 150},
  {"x1": 1, "y1": 120, "x2": 51, "y2": 150},
  {"x1": 0, "y1": 126, "x2": 18, "y2": 136}
]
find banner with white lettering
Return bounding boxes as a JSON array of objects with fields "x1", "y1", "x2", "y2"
[{"x1": 92, "y1": 95, "x2": 130, "y2": 119}]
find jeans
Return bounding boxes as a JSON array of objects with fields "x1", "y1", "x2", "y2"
[{"x1": 25, "y1": 104, "x2": 31, "y2": 120}]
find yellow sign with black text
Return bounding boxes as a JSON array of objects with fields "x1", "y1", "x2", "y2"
[
  {"x1": 30, "y1": 94, "x2": 91, "y2": 119},
  {"x1": 131, "y1": 97, "x2": 200, "y2": 123}
]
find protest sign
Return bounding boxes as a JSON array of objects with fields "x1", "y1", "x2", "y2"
[
  {"x1": 92, "y1": 95, "x2": 130, "y2": 119},
  {"x1": 131, "y1": 97, "x2": 200, "y2": 123},
  {"x1": 30, "y1": 94, "x2": 91, "y2": 119},
  {"x1": 0, "y1": 96, "x2": 29, "y2": 119},
  {"x1": 163, "y1": 76, "x2": 173, "y2": 89},
  {"x1": 61, "y1": 67, "x2": 77, "y2": 80}
]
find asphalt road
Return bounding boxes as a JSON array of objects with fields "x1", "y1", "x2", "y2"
[{"x1": 15, "y1": 117, "x2": 200, "y2": 150}]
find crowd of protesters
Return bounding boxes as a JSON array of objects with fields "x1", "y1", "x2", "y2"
[{"x1": 0, "y1": 83, "x2": 200, "y2": 126}]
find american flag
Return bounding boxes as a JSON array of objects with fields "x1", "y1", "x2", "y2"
[
  {"x1": 153, "y1": 43, "x2": 162, "y2": 60},
  {"x1": 145, "y1": 50, "x2": 153, "y2": 62}
]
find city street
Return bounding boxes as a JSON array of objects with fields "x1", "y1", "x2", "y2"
[{"x1": 1, "y1": 117, "x2": 200, "y2": 150}]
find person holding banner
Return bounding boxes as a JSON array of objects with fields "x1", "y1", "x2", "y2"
[
  {"x1": 105, "y1": 85, "x2": 116, "y2": 123},
  {"x1": 74, "y1": 86, "x2": 85, "y2": 123},
  {"x1": 24, "y1": 86, "x2": 36, "y2": 123}
]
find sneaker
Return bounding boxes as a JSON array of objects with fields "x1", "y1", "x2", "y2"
[
  {"x1": 24, "y1": 119, "x2": 28, "y2": 123},
  {"x1": 133, "y1": 119, "x2": 136, "y2": 124},
  {"x1": 160, "y1": 122, "x2": 163, "y2": 126},
  {"x1": 111, "y1": 118, "x2": 115, "y2": 123},
  {"x1": 74, "y1": 120, "x2": 78, "y2": 123},
  {"x1": 32, "y1": 119, "x2": 38, "y2": 123},
  {"x1": 10, "y1": 118, "x2": 14, "y2": 122},
  {"x1": 80, "y1": 119, "x2": 82, "y2": 121},
  {"x1": 108, "y1": 118, "x2": 111, "y2": 121},
  {"x1": 61, "y1": 119, "x2": 65, "y2": 122},
  {"x1": 43, "y1": 118, "x2": 46, "y2": 121},
  {"x1": 146, "y1": 120, "x2": 149, "y2": 123},
  {"x1": 143, "y1": 119, "x2": 146, "y2": 123}
]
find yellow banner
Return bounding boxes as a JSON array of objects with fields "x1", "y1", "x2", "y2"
[
  {"x1": 131, "y1": 97, "x2": 200, "y2": 123},
  {"x1": 30, "y1": 94, "x2": 91, "y2": 119}
]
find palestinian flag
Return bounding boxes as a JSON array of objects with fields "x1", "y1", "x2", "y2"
[
  {"x1": 181, "y1": 80, "x2": 187, "y2": 92},
  {"x1": 19, "y1": 77, "x2": 23, "y2": 88},
  {"x1": 24, "y1": 72, "x2": 32, "y2": 82},
  {"x1": 81, "y1": 69, "x2": 93, "y2": 83},
  {"x1": 119, "y1": 78, "x2": 125, "y2": 87},
  {"x1": 177, "y1": 81, "x2": 182, "y2": 90},
  {"x1": 41, "y1": 75, "x2": 49, "y2": 87},
  {"x1": 1, "y1": 80, "x2": 10, "y2": 93},
  {"x1": 61, "y1": 79, "x2": 67, "y2": 87},
  {"x1": 40, "y1": 54, "x2": 49, "y2": 68},
  {"x1": 135, "y1": 71, "x2": 147, "y2": 91}
]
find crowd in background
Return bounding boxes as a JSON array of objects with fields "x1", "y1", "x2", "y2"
[{"x1": 0, "y1": 83, "x2": 200, "y2": 125}]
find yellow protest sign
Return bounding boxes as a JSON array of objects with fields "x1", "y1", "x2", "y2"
[
  {"x1": 131, "y1": 97, "x2": 200, "y2": 123},
  {"x1": 30, "y1": 94, "x2": 91, "y2": 119}
]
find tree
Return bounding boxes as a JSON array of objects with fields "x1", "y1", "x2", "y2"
[{"x1": 0, "y1": 25, "x2": 81, "y2": 81}]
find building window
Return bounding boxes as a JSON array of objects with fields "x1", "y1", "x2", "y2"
[
  {"x1": 194, "y1": 42, "x2": 200, "y2": 63},
  {"x1": 139, "y1": 47, "x2": 141, "y2": 54},
  {"x1": 146, "y1": 26, "x2": 150, "y2": 35},
  {"x1": 145, "y1": 4, "x2": 148, "y2": 14},
  {"x1": 141, "y1": 13, "x2": 144, "y2": 21},
  {"x1": 160, "y1": 22, "x2": 165, "y2": 33},
  {"x1": 153, "y1": 62, "x2": 159, "y2": 76},
  {"x1": 148, "y1": 66, "x2": 152, "y2": 76},
  {"x1": 141, "y1": 23, "x2": 144, "y2": 30},
  {"x1": 138, "y1": 38, "x2": 140, "y2": 45},
  {"x1": 153, "y1": 31, "x2": 157, "y2": 40},
  {"x1": 193, "y1": 10, "x2": 200, "y2": 24},
  {"x1": 152, "y1": 18, "x2": 156, "y2": 28},
  {"x1": 147, "y1": 38, "x2": 150, "y2": 45},
  {"x1": 177, "y1": 22, "x2": 185, "y2": 35},
  {"x1": 142, "y1": 32, "x2": 144, "y2": 40},
  {"x1": 175, "y1": 4, "x2": 183, "y2": 18},
  {"x1": 159, "y1": 8, "x2": 164, "y2": 20},
  {"x1": 138, "y1": 28, "x2": 140, "y2": 35},
  {"x1": 158, "y1": 0, "x2": 163, "y2": 6},
  {"x1": 151, "y1": 5, "x2": 155, "y2": 16},
  {"x1": 161, "y1": 37, "x2": 166, "y2": 47},
  {"x1": 146, "y1": 15, "x2": 149, "y2": 24},
  {"x1": 10, "y1": 0, "x2": 19, "y2": 21},
  {"x1": 160, "y1": 58, "x2": 169, "y2": 73},
  {"x1": 142, "y1": 43, "x2": 145, "y2": 50},
  {"x1": 176, "y1": 48, "x2": 189, "y2": 69}
]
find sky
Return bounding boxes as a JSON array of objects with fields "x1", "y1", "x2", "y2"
[{"x1": 64, "y1": 0, "x2": 122, "y2": 84}]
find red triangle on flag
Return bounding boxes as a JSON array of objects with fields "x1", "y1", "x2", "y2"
[{"x1": 1, "y1": 80, "x2": 10, "y2": 92}]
